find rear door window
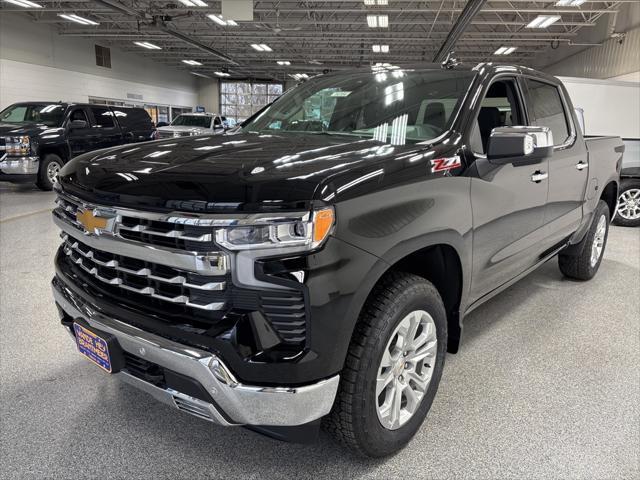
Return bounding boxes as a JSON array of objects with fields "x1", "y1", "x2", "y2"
[
  {"x1": 90, "y1": 106, "x2": 116, "y2": 128},
  {"x1": 523, "y1": 79, "x2": 570, "y2": 146}
]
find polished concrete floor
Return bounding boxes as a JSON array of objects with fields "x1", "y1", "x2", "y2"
[{"x1": 1, "y1": 182, "x2": 639, "y2": 480}]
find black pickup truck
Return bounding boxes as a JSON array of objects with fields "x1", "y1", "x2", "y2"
[
  {"x1": 50, "y1": 64, "x2": 623, "y2": 457},
  {"x1": 0, "y1": 102, "x2": 155, "y2": 190}
]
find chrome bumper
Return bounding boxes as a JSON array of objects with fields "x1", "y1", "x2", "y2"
[
  {"x1": 52, "y1": 279, "x2": 339, "y2": 427},
  {"x1": 0, "y1": 155, "x2": 39, "y2": 174}
]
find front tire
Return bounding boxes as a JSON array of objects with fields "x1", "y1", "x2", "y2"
[
  {"x1": 613, "y1": 179, "x2": 640, "y2": 227},
  {"x1": 36, "y1": 154, "x2": 63, "y2": 191},
  {"x1": 324, "y1": 272, "x2": 447, "y2": 457},
  {"x1": 558, "y1": 200, "x2": 610, "y2": 281}
]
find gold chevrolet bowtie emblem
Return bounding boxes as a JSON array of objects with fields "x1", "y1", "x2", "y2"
[{"x1": 76, "y1": 209, "x2": 108, "y2": 234}]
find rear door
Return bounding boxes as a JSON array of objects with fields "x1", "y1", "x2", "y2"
[
  {"x1": 88, "y1": 106, "x2": 123, "y2": 149},
  {"x1": 522, "y1": 78, "x2": 588, "y2": 245},
  {"x1": 467, "y1": 76, "x2": 550, "y2": 302}
]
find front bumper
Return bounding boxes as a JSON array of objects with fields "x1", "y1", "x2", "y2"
[
  {"x1": 0, "y1": 155, "x2": 39, "y2": 175},
  {"x1": 52, "y1": 278, "x2": 339, "y2": 427}
]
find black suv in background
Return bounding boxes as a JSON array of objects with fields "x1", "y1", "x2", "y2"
[{"x1": 0, "y1": 102, "x2": 155, "y2": 190}]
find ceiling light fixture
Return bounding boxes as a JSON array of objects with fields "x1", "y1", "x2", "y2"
[
  {"x1": 277, "y1": 60, "x2": 291, "y2": 65},
  {"x1": 372, "y1": 45, "x2": 390, "y2": 53},
  {"x1": 177, "y1": 0, "x2": 207, "y2": 6},
  {"x1": 4, "y1": 0, "x2": 43, "y2": 7},
  {"x1": 214, "y1": 71, "x2": 231, "y2": 77},
  {"x1": 57, "y1": 13, "x2": 99, "y2": 25},
  {"x1": 526, "y1": 15, "x2": 561, "y2": 28},
  {"x1": 364, "y1": 0, "x2": 388, "y2": 5},
  {"x1": 133, "y1": 41, "x2": 162, "y2": 50},
  {"x1": 182, "y1": 59, "x2": 203, "y2": 66},
  {"x1": 494, "y1": 46, "x2": 517, "y2": 55},
  {"x1": 207, "y1": 14, "x2": 238, "y2": 26},
  {"x1": 290, "y1": 73, "x2": 310, "y2": 81},
  {"x1": 367, "y1": 14, "x2": 389, "y2": 28},
  {"x1": 555, "y1": 0, "x2": 586, "y2": 5},
  {"x1": 250, "y1": 43, "x2": 273, "y2": 52}
]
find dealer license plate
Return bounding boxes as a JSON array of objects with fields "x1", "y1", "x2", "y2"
[{"x1": 73, "y1": 323, "x2": 112, "y2": 373}]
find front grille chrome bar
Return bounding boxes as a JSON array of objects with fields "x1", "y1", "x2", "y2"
[
  {"x1": 63, "y1": 243, "x2": 225, "y2": 311},
  {"x1": 53, "y1": 211, "x2": 228, "y2": 276},
  {"x1": 63, "y1": 235, "x2": 226, "y2": 291}
]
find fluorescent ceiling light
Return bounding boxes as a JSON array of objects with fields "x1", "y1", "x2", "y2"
[
  {"x1": 364, "y1": 0, "x2": 388, "y2": 4},
  {"x1": 214, "y1": 71, "x2": 231, "y2": 77},
  {"x1": 526, "y1": 15, "x2": 561, "y2": 28},
  {"x1": 57, "y1": 13, "x2": 99, "y2": 25},
  {"x1": 367, "y1": 14, "x2": 389, "y2": 28},
  {"x1": 4, "y1": 0, "x2": 43, "y2": 7},
  {"x1": 494, "y1": 46, "x2": 517, "y2": 55},
  {"x1": 133, "y1": 41, "x2": 162, "y2": 50},
  {"x1": 182, "y1": 59, "x2": 203, "y2": 66},
  {"x1": 555, "y1": 0, "x2": 586, "y2": 5},
  {"x1": 290, "y1": 73, "x2": 310, "y2": 81},
  {"x1": 191, "y1": 71, "x2": 211, "y2": 78},
  {"x1": 207, "y1": 14, "x2": 237, "y2": 26},
  {"x1": 277, "y1": 60, "x2": 291, "y2": 65},
  {"x1": 372, "y1": 45, "x2": 390, "y2": 53},
  {"x1": 250, "y1": 43, "x2": 272, "y2": 52},
  {"x1": 177, "y1": 0, "x2": 207, "y2": 6}
]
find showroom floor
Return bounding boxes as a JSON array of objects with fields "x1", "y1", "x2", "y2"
[{"x1": 1, "y1": 182, "x2": 638, "y2": 480}]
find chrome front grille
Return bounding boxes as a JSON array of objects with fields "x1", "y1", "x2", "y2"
[
  {"x1": 55, "y1": 194, "x2": 218, "y2": 252},
  {"x1": 62, "y1": 234, "x2": 227, "y2": 311}
]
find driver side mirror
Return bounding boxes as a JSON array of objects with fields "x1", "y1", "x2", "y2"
[
  {"x1": 487, "y1": 126, "x2": 553, "y2": 166},
  {"x1": 69, "y1": 119, "x2": 88, "y2": 130}
]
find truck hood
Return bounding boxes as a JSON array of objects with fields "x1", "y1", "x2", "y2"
[
  {"x1": 58, "y1": 131, "x2": 442, "y2": 213},
  {"x1": 0, "y1": 122, "x2": 54, "y2": 137}
]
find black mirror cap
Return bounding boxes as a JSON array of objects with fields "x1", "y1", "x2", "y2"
[{"x1": 69, "y1": 119, "x2": 88, "y2": 130}]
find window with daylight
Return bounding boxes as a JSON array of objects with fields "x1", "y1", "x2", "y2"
[{"x1": 220, "y1": 81, "x2": 283, "y2": 125}]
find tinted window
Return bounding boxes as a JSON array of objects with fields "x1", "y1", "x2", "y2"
[
  {"x1": 524, "y1": 79, "x2": 570, "y2": 145},
  {"x1": 0, "y1": 103, "x2": 66, "y2": 127},
  {"x1": 69, "y1": 108, "x2": 89, "y2": 124},
  {"x1": 244, "y1": 69, "x2": 476, "y2": 143},
  {"x1": 90, "y1": 107, "x2": 116, "y2": 128},
  {"x1": 471, "y1": 79, "x2": 523, "y2": 153}
]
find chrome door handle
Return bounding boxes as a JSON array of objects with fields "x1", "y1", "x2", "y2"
[
  {"x1": 576, "y1": 161, "x2": 588, "y2": 171},
  {"x1": 530, "y1": 171, "x2": 548, "y2": 183}
]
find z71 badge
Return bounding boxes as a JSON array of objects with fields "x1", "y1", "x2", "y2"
[{"x1": 431, "y1": 156, "x2": 462, "y2": 173}]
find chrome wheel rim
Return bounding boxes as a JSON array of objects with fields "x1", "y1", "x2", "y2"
[
  {"x1": 376, "y1": 310, "x2": 438, "y2": 430},
  {"x1": 47, "y1": 161, "x2": 61, "y2": 183},
  {"x1": 617, "y1": 189, "x2": 640, "y2": 220},
  {"x1": 590, "y1": 215, "x2": 607, "y2": 267}
]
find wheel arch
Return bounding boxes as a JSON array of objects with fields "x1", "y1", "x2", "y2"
[
  {"x1": 601, "y1": 180, "x2": 618, "y2": 219},
  {"x1": 345, "y1": 236, "x2": 468, "y2": 357},
  {"x1": 38, "y1": 144, "x2": 70, "y2": 163}
]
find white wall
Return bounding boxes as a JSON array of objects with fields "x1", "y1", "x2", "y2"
[
  {"x1": 559, "y1": 76, "x2": 640, "y2": 139},
  {"x1": 609, "y1": 71, "x2": 640, "y2": 83},
  {"x1": 0, "y1": 13, "x2": 198, "y2": 109}
]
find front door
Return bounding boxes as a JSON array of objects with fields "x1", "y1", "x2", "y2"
[
  {"x1": 66, "y1": 107, "x2": 94, "y2": 157},
  {"x1": 522, "y1": 78, "x2": 588, "y2": 246},
  {"x1": 467, "y1": 77, "x2": 550, "y2": 302}
]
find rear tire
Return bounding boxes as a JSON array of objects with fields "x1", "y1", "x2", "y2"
[
  {"x1": 558, "y1": 200, "x2": 610, "y2": 281},
  {"x1": 323, "y1": 272, "x2": 447, "y2": 457},
  {"x1": 36, "y1": 154, "x2": 63, "y2": 191},
  {"x1": 613, "y1": 179, "x2": 640, "y2": 227}
]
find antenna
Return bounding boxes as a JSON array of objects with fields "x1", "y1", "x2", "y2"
[{"x1": 441, "y1": 51, "x2": 461, "y2": 70}]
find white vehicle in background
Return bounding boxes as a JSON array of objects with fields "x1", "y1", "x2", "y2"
[
  {"x1": 156, "y1": 112, "x2": 226, "y2": 139},
  {"x1": 561, "y1": 76, "x2": 640, "y2": 227}
]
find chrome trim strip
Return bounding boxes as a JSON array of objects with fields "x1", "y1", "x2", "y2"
[
  {"x1": 63, "y1": 245, "x2": 225, "y2": 311},
  {"x1": 53, "y1": 280, "x2": 340, "y2": 426},
  {"x1": 62, "y1": 235, "x2": 226, "y2": 291},
  {"x1": 53, "y1": 211, "x2": 228, "y2": 275}
]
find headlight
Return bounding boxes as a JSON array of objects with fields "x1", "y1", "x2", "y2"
[
  {"x1": 215, "y1": 207, "x2": 334, "y2": 251},
  {"x1": 3, "y1": 136, "x2": 31, "y2": 156}
]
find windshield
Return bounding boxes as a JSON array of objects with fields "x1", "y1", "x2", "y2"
[
  {"x1": 171, "y1": 115, "x2": 212, "y2": 128},
  {"x1": 0, "y1": 103, "x2": 66, "y2": 127},
  {"x1": 243, "y1": 69, "x2": 475, "y2": 143}
]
